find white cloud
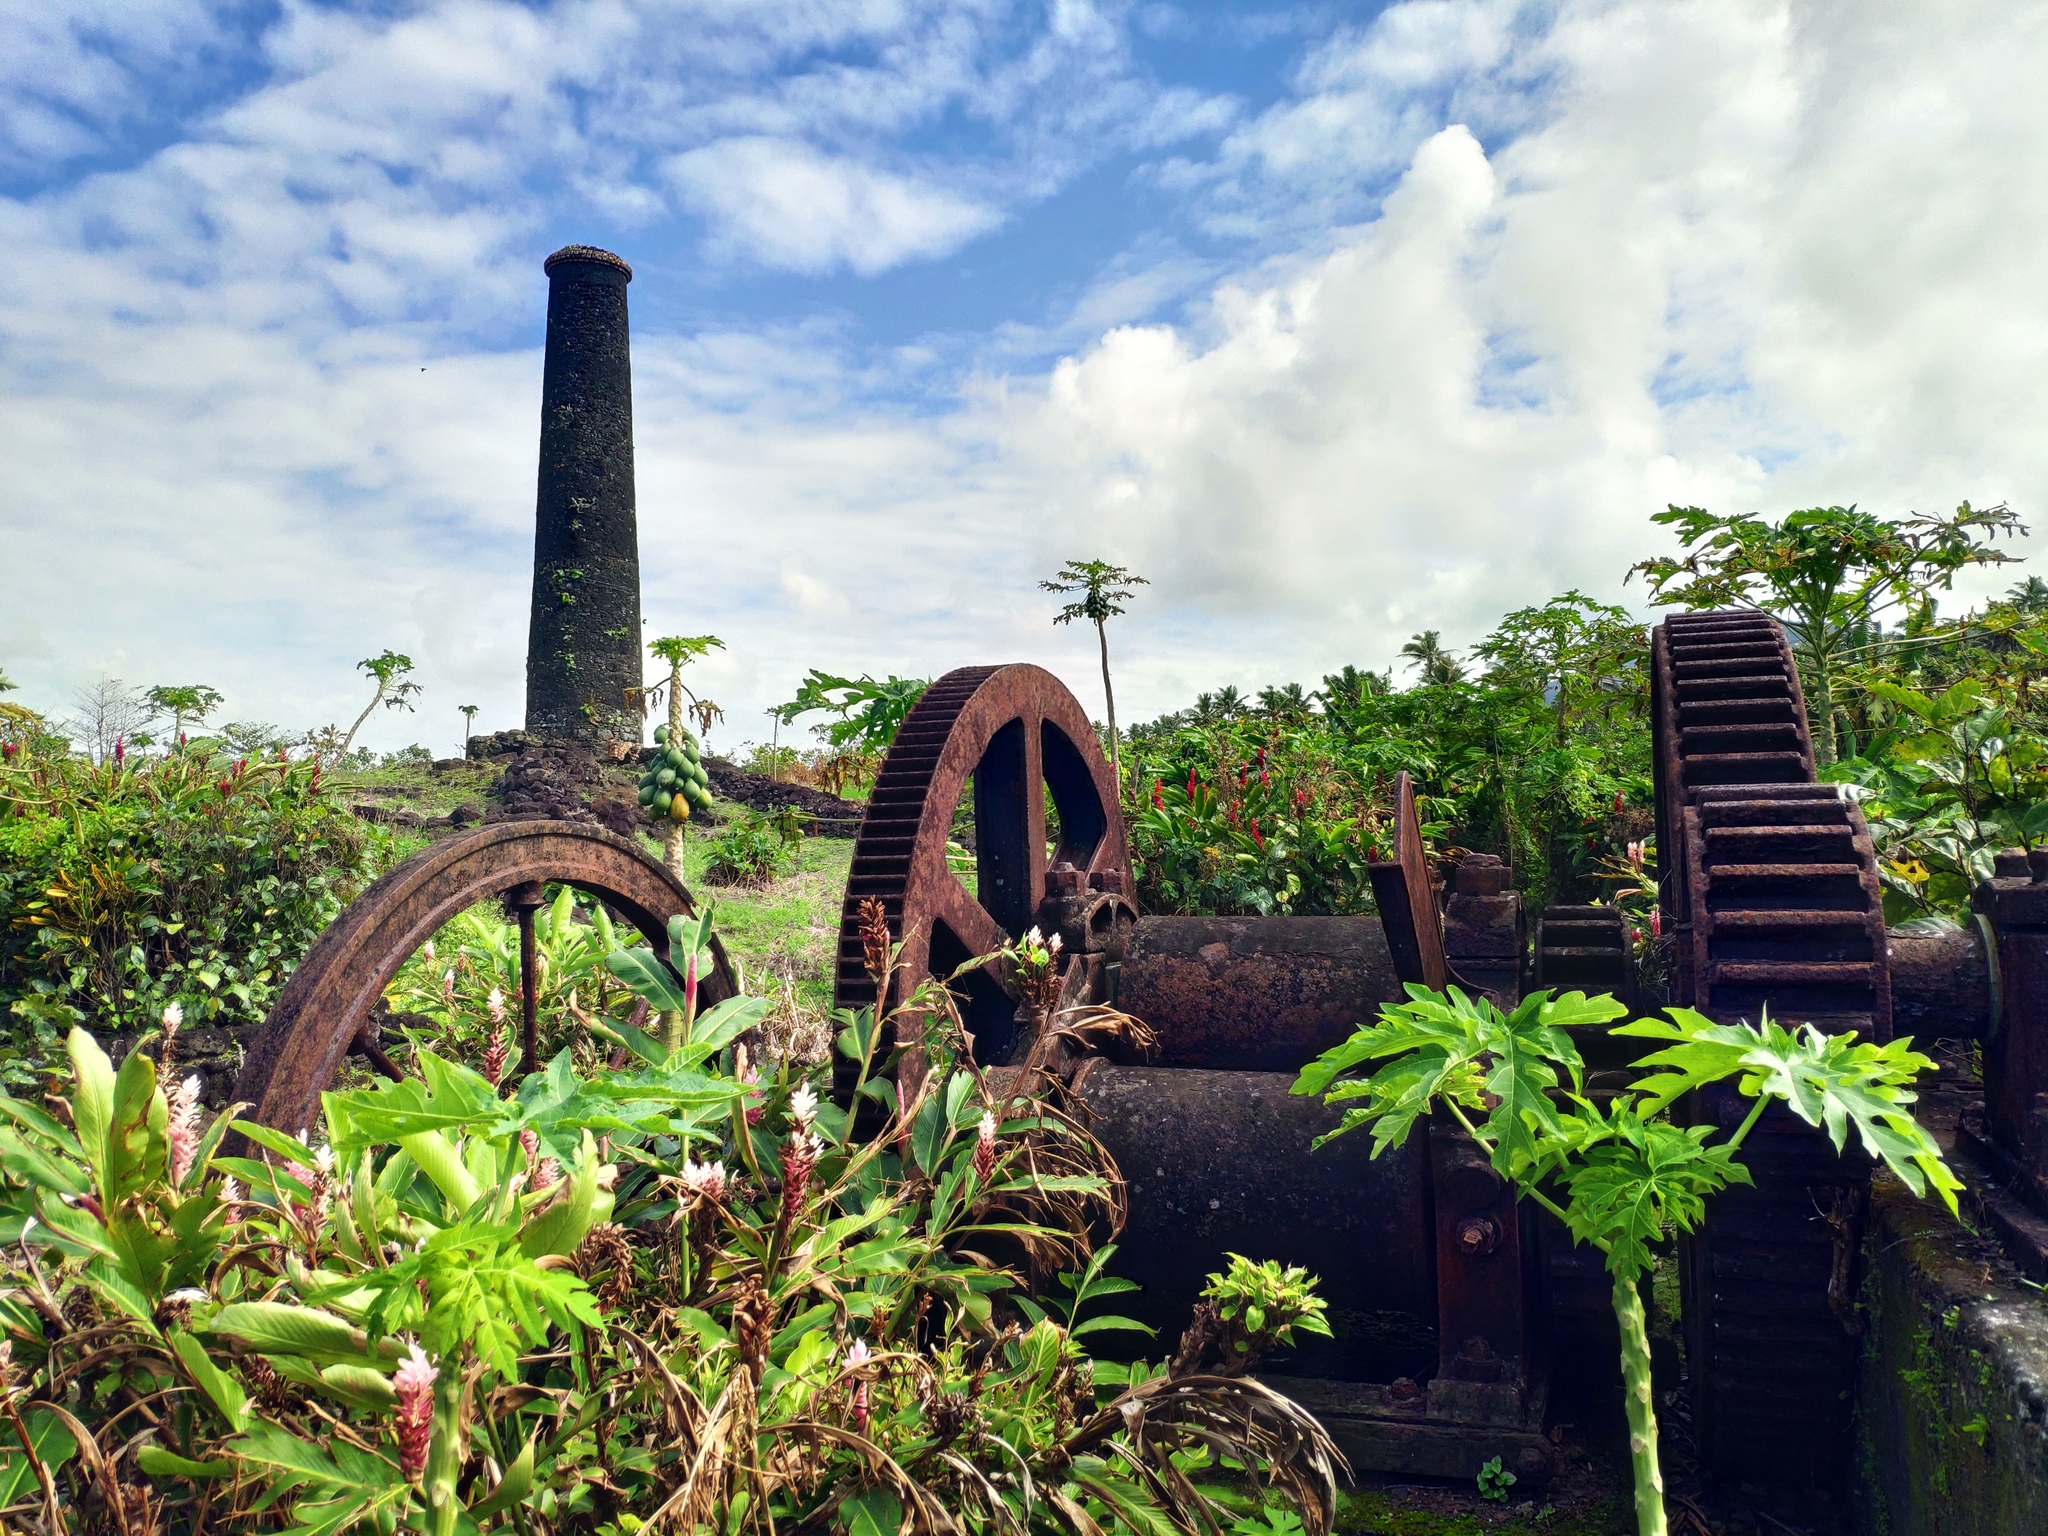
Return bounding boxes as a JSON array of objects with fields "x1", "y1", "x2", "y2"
[
  {"x1": 3, "y1": 0, "x2": 2047, "y2": 758},
  {"x1": 996, "y1": 0, "x2": 2048, "y2": 709},
  {"x1": 668, "y1": 137, "x2": 1001, "y2": 274}
]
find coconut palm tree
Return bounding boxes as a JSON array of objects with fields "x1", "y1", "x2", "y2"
[{"x1": 1400, "y1": 631, "x2": 1466, "y2": 687}]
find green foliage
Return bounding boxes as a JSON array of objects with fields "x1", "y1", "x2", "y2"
[
  {"x1": 147, "y1": 685, "x2": 225, "y2": 739},
  {"x1": 1476, "y1": 1455, "x2": 1516, "y2": 1502},
  {"x1": 381, "y1": 886, "x2": 648, "y2": 1074},
  {"x1": 0, "y1": 940, "x2": 1343, "y2": 1536},
  {"x1": 773, "y1": 671, "x2": 930, "y2": 753},
  {"x1": 1128, "y1": 592, "x2": 1650, "y2": 915},
  {"x1": 0, "y1": 743, "x2": 383, "y2": 1055},
  {"x1": 1202, "y1": 1254, "x2": 1332, "y2": 1357},
  {"x1": 1296, "y1": 985, "x2": 1959, "y2": 1535},
  {"x1": 1129, "y1": 731, "x2": 1377, "y2": 915},
  {"x1": 1042, "y1": 560, "x2": 1148, "y2": 628},
  {"x1": 705, "y1": 810, "x2": 802, "y2": 887}
]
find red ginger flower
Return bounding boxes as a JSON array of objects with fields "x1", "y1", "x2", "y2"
[
  {"x1": 1250, "y1": 818, "x2": 1264, "y2": 849},
  {"x1": 974, "y1": 1110, "x2": 997, "y2": 1183},
  {"x1": 781, "y1": 1129, "x2": 822, "y2": 1217},
  {"x1": 1152, "y1": 779, "x2": 1163, "y2": 809},
  {"x1": 393, "y1": 1342, "x2": 438, "y2": 1482},
  {"x1": 167, "y1": 1075, "x2": 203, "y2": 1186},
  {"x1": 847, "y1": 1338, "x2": 873, "y2": 1431},
  {"x1": 1185, "y1": 766, "x2": 1197, "y2": 798}
]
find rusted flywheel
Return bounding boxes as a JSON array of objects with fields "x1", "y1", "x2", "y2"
[
  {"x1": 833, "y1": 664, "x2": 1134, "y2": 1066},
  {"x1": 1650, "y1": 608, "x2": 1891, "y2": 1485},
  {"x1": 232, "y1": 820, "x2": 735, "y2": 1138}
]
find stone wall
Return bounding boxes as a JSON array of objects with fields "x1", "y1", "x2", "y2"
[{"x1": 1854, "y1": 1176, "x2": 2048, "y2": 1534}]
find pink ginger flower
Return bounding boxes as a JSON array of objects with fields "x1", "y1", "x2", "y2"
[
  {"x1": 112, "y1": 737, "x2": 125, "y2": 766},
  {"x1": 1649, "y1": 907, "x2": 1662, "y2": 939},
  {"x1": 486, "y1": 988, "x2": 506, "y2": 1026},
  {"x1": 519, "y1": 1129, "x2": 561, "y2": 1191},
  {"x1": 441, "y1": 968, "x2": 456, "y2": 1004},
  {"x1": 789, "y1": 1082, "x2": 819, "y2": 1132},
  {"x1": 738, "y1": 1049, "x2": 765, "y2": 1126},
  {"x1": 780, "y1": 1129, "x2": 822, "y2": 1217},
  {"x1": 482, "y1": 1027, "x2": 507, "y2": 1088},
  {"x1": 974, "y1": 1111, "x2": 998, "y2": 1183},
  {"x1": 681, "y1": 1158, "x2": 728, "y2": 1204},
  {"x1": 1614, "y1": 790, "x2": 1626, "y2": 814},
  {"x1": 846, "y1": 1338, "x2": 873, "y2": 1431},
  {"x1": 168, "y1": 1075, "x2": 204, "y2": 1185},
  {"x1": 284, "y1": 1137, "x2": 335, "y2": 1231},
  {"x1": 393, "y1": 1341, "x2": 438, "y2": 1482}
]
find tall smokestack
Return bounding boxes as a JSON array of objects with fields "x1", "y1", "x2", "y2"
[{"x1": 525, "y1": 244, "x2": 642, "y2": 745}]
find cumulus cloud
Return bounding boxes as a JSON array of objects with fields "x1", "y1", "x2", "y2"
[
  {"x1": 1004, "y1": 0, "x2": 2048, "y2": 708},
  {"x1": 1, "y1": 0, "x2": 2045, "y2": 755},
  {"x1": 668, "y1": 137, "x2": 1001, "y2": 274}
]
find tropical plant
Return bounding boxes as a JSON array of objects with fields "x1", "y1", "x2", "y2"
[
  {"x1": 381, "y1": 887, "x2": 652, "y2": 1076},
  {"x1": 337, "y1": 651, "x2": 424, "y2": 757},
  {"x1": 705, "y1": 809, "x2": 799, "y2": 888},
  {"x1": 1824, "y1": 678, "x2": 2048, "y2": 916},
  {"x1": 1042, "y1": 560, "x2": 1148, "y2": 791},
  {"x1": 640, "y1": 638, "x2": 724, "y2": 878},
  {"x1": 1294, "y1": 984, "x2": 1960, "y2": 1536},
  {"x1": 1398, "y1": 631, "x2": 1464, "y2": 687},
  {"x1": 1629, "y1": 501, "x2": 2024, "y2": 765},
  {"x1": 458, "y1": 704, "x2": 479, "y2": 745},
  {"x1": 774, "y1": 671, "x2": 930, "y2": 757},
  {"x1": 0, "y1": 903, "x2": 1345, "y2": 1536},
  {"x1": 1128, "y1": 729, "x2": 1379, "y2": 916},
  {"x1": 146, "y1": 686, "x2": 225, "y2": 745},
  {"x1": 0, "y1": 744, "x2": 382, "y2": 1053}
]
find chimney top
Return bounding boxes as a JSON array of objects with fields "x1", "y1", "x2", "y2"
[{"x1": 543, "y1": 245, "x2": 633, "y2": 280}]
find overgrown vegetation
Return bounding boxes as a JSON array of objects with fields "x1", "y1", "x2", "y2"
[
  {"x1": 0, "y1": 742, "x2": 386, "y2": 1068},
  {"x1": 0, "y1": 908, "x2": 1346, "y2": 1536},
  {"x1": 1295, "y1": 984, "x2": 1959, "y2": 1536}
]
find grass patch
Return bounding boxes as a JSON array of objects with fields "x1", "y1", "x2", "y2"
[{"x1": 661, "y1": 827, "x2": 853, "y2": 1014}]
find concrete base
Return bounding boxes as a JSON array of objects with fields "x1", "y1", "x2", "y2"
[{"x1": 1853, "y1": 1175, "x2": 2048, "y2": 1535}]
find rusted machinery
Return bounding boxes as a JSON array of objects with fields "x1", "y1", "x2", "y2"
[
  {"x1": 823, "y1": 639, "x2": 2043, "y2": 1488},
  {"x1": 229, "y1": 821, "x2": 735, "y2": 1140},
  {"x1": 231, "y1": 615, "x2": 2048, "y2": 1493}
]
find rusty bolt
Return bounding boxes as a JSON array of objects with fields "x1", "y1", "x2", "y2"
[{"x1": 1455, "y1": 1215, "x2": 1500, "y2": 1256}]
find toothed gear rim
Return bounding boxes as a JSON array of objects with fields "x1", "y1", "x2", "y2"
[
  {"x1": 1651, "y1": 608, "x2": 1891, "y2": 1484},
  {"x1": 833, "y1": 664, "x2": 1132, "y2": 1067}
]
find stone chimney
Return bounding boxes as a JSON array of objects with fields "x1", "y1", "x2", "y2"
[{"x1": 524, "y1": 245, "x2": 642, "y2": 745}]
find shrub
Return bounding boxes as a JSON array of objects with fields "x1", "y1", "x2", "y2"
[
  {"x1": 0, "y1": 744, "x2": 384, "y2": 1060},
  {"x1": 705, "y1": 809, "x2": 802, "y2": 887},
  {"x1": 1128, "y1": 730, "x2": 1377, "y2": 915},
  {"x1": 0, "y1": 909, "x2": 1345, "y2": 1535}
]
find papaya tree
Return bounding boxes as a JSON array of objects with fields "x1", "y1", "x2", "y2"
[
  {"x1": 1628, "y1": 502, "x2": 2023, "y2": 765},
  {"x1": 1295, "y1": 985, "x2": 1959, "y2": 1536}
]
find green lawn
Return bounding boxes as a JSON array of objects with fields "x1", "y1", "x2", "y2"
[{"x1": 663, "y1": 827, "x2": 853, "y2": 1014}]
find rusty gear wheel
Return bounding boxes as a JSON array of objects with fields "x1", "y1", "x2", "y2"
[
  {"x1": 233, "y1": 821, "x2": 734, "y2": 1139},
  {"x1": 833, "y1": 664, "x2": 1133, "y2": 1065},
  {"x1": 1651, "y1": 608, "x2": 1891, "y2": 1483}
]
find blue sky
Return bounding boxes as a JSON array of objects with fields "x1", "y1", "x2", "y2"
[{"x1": 4, "y1": 1, "x2": 2046, "y2": 755}]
